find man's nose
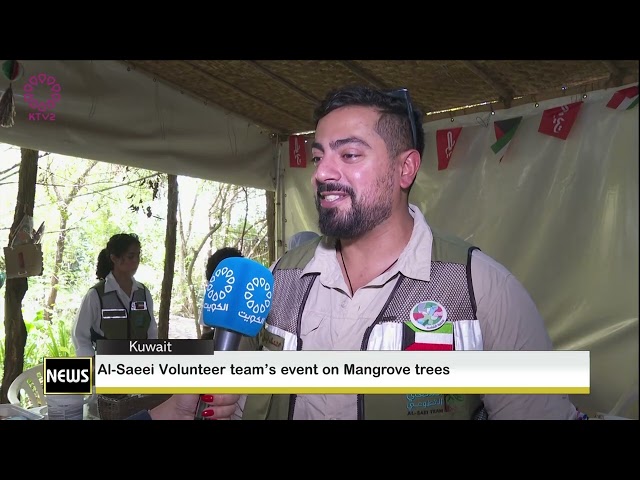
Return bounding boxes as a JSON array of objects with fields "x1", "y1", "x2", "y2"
[{"x1": 313, "y1": 154, "x2": 341, "y2": 184}]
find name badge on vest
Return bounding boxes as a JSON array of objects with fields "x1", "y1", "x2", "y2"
[
  {"x1": 131, "y1": 301, "x2": 148, "y2": 311},
  {"x1": 102, "y1": 308, "x2": 127, "y2": 319},
  {"x1": 262, "y1": 330, "x2": 284, "y2": 351}
]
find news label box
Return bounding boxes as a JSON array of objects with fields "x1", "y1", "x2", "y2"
[{"x1": 43, "y1": 357, "x2": 93, "y2": 395}]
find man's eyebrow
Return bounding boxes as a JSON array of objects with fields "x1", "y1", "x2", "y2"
[{"x1": 312, "y1": 137, "x2": 371, "y2": 152}]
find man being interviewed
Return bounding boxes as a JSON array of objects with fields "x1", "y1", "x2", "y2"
[{"x1": 226, "y1": 85, "x2": 580, "y2": 420}]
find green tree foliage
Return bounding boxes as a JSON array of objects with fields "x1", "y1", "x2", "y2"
[{"x1": 0, "y1": 145, "x2": 268, "y2": 378}]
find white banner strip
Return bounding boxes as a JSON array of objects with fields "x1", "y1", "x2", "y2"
[{"x1": 94, "y1": 350, "x2": 590, "y2": 394}]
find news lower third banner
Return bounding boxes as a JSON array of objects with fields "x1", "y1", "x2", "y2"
[{"x1": 87, "y1": 340, "x2": 591, "y2": 395}]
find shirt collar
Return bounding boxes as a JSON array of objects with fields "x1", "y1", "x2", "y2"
[
  {"x1": 302, "y1": 204, "x2": 433, "y2": 288},
  {"x1": 104, "y1": 272, "x2": 142, "y2": 294},
  {"x1": 395, "y1": 204, "x2": 432, "y2": 282}
]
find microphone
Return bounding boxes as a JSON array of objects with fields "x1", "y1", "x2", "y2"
[
  {"x1": 195, "y1": 256, "x2": 274, "y2": 418},
  {"x1": 202, "y1": 256, "x2": 274, "y2": 350}
]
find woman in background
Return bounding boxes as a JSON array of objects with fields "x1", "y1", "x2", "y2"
[{"x1": 72, "y1": 233, "x2": 158, "y2": 357}]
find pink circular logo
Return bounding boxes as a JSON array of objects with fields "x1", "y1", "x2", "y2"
[{"x1": 23, "y1": 73, "x2": 61, "y2": 112}]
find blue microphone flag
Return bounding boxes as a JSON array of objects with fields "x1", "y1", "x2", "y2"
[{"x1": 202, "y1": 257, "x2": 274, "y2": 337}]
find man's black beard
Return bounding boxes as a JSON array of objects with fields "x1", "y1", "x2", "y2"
[{"x1": 315, "y1": 182, "x2": 393, "y2": 239}]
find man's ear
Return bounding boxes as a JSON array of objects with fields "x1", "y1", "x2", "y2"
[{"x1": 399, "y1": 150, "x2": 421, "y2": 190}]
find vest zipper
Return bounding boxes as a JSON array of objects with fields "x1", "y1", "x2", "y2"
[
  {"x1": 287, "y1": 336, "x2": 303, "y2": 420},
  {"x1": 357, "y1": 275, "x2": 405, "y2": 420},
  {"x1": 287, "y1": 275, "x2": 317, "y2": 420}
]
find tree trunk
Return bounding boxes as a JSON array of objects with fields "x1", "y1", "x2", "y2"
[
  {"x1": 43, "y1": 214, "x2": 67, "y2": 322},
  {"x1": 43, "y1": 160, "x2": 96, "y2": 321},
  {"x1": 266, "y1": 190, "x2": 276, "y2": 265},
  {"x1": 158, "y1": 174, "x2": 178, "y2": 339},
  {"x1": 0, "y1": 148, "x2": 39, "y2": 404}
]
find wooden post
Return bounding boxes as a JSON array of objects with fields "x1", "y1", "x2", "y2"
[
  {"x1": 1, "y1": 148, "x2": 38, "y2": 404},
  {"x1": 266, "y1": 190, "x2": 276, "y2": 265},
  {"x1": 158, "y1": 174, "x2": 178, "y2": 339}
]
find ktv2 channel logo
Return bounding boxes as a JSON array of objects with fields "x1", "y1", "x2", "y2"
[{"x1": 43, "y1": 357, "x2": 93, "y2": 395}]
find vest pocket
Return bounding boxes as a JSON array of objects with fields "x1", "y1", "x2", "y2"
[
  {"x1": 100, "y1": 317, "x2": 129, "y2": 339},
  {"x1": 299, "y1": 311, "x2": 326, "y2": 336},
  {"x1": 261, "y1": 330, "x2": 284, "y2": 351},
  {"x1": 129, "y1": 310, "x2": 151, "y2": 339},
  {"x1": 364, "y1": 394, "x2": 483, "y2": 420}
]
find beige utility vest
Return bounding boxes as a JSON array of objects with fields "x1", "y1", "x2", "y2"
[{"x1": 240, "y1": 231, "x2": 486, "y2": 420}]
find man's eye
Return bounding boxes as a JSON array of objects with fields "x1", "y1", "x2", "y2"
[
  {"x1": 312, "y1": 156, "x2": 321, "y2": 166},
  {"x1": 343, "y1": 153, "x2": 357, "y2": 160}
]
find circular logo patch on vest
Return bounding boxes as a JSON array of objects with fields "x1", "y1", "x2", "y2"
[{"x1": 410, "y1": 301, "x2": 447, "y2": 331}]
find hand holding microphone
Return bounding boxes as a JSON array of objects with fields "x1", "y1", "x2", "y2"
[
  {"x1": 148, "y1": 393, "x2": 240, "y2": 420},
  {"x1": 195, "y1": 256, "x2": 274, "y2": 419}
]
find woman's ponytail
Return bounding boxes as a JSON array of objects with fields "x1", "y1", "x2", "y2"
[{"x1": 96, "y1": 248, "x2": 113, "y2": 280}]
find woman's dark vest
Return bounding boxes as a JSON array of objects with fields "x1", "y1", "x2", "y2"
[{"x1": 89, "y1": 280, "x2": 152, "y2": 347}]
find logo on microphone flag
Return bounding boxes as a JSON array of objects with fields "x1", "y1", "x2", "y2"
[{"x1": 202, "y1": 257, "x2": 274, "y2": 337}]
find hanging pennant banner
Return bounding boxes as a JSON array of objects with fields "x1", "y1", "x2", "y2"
[
  {"x1": 538, "y1": 102, "x2": 583, "y2": 140},
  {"x1": 491, "y1": 117, "x2": 523, "y2": 163},
  {"x1": 289, "y1": 135, "x2": 307, "y2": 168},
  {"x1": 606, "y1": 85, "x2": 639, "y2": 111},
  {"x1": 436, "y1": 127, "x2": 463, "y2": 170}
]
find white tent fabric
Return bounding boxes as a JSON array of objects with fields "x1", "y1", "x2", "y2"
[
  {"x1": 0, "y1": 60, "x2": 277, "y2": 191},
  {"x1": 280, "y1": 84, "x2": 639, "y2": 418}
]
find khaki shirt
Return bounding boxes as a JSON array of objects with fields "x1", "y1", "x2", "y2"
[{"x1": 236, "y1": 205, "x2": 577, "y2": 420}]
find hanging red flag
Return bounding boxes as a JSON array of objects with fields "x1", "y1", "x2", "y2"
[
  {"x1": 538, "y1": 102, "x2": 583, "y2": 140},
  {"x1": 436, "y1": 127, "x2": 463, "y2": 170},
  {"x1": 289, "y1": 135, "x2": 307, "y2": 168},
  {"x1": 606, "y1": 85, "x2": 639, "y2": 110}
]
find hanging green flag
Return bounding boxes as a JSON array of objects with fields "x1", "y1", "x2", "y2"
[{"x1": 491, "y1": 117, "x2": 523, "y2": 162}]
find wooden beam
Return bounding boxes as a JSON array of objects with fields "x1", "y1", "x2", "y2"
[
  {"x1": 461, "y1": 60, "x2": 514, "y2": 109},
  {"x1": 182, "y1": 60, "x2": 311, "y2": 127},
  {"x1": 245, "y1": 61, "x2": 320, "y2": 105},
  {"x1": 601, "y1": 60, "x2": 622, "y2": 78},
  {"x1": 423, "y1": 74, "x2": 638, "y2": 124},
  {"x1": 339, "y1": 60, "x2": 433, "y2": 114},
  {"x1": 339, "y1": 60, "x2": 388, "y2": 89},
  {"x1": 601, "y1": 60, "x2": 625, "y2": 87}
]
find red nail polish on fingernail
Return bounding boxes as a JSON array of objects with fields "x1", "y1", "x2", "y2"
[
  {"x1": 201, "y1": 409, "x2": 215, "y2": 417},
  {"x1": 201, "y1": 395, "x2": 214, "y2": 402}
]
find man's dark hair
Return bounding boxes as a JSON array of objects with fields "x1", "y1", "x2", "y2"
[
  {"x1": 205, "y1": 247, "x2": 243, "y2": 281},
  {"x1": 313, "y1": 85, "x2": 425, "y2": 160}
]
